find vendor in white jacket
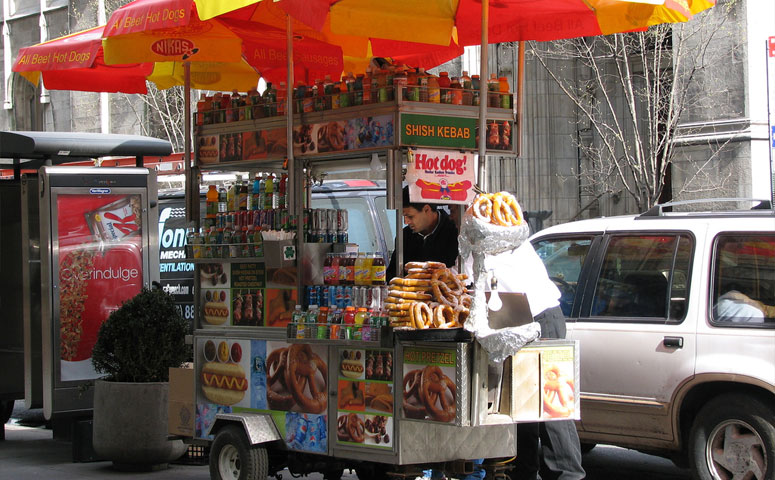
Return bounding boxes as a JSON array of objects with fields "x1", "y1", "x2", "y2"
[{"x1": 478, "y1": 242, "x2": 585, "y2": 480}]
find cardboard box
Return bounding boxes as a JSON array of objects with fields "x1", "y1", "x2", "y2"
[{"x1": 168, "y1": 366, "x2": 195, "y2": 437}]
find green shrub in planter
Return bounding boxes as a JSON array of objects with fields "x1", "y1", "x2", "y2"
[{"x1": 92, "y1": 287, "x2": 190, "y2": 382}]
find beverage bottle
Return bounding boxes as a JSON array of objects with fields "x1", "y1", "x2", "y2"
[
  {"x1": 438, "y1": 71, "x2": 451, "y2": 103},
  {"x1": 353, "y1": 252, "x2": 365, "y2": 286},
  {"x1": 236, "y1": 176, "x2": 247, "y2": 211},
  {"x1": 226, "y1": 182, "x2": 236, "y2": 212},
  {"x1": 306, "y1": 304, "x2": 319, "y2": 324},
  {"x1": 362, "y1": 253, "x2": 373, "y2": 285},
  {"x1": 371, "y1": 253, "x2": 386, "y2": 285},
  {"x1": 264, "y1": 173, "x2": 275, "y2": 209},
  {"x1": 240, "y1": 226, "x2": 252, "y2": 257},
  {"x1": 394, "y1": 68, "x2": 408, "y2": 101},
  {"x1": 461, "y1": 71, "x2": 473, "y2": 106},
  {"x1": 499, "y1": 76, "x2": 511, "y2": 109},
  {"x1": 248, "y1": 88, "x2": 262, "y2": 119},
  {"x1": 331, "y1": 82, "x2": 341, "y2": 110},
  {"x1": 196, "y1": 93, "x2": 207, "y2": 126},
  {"x1": 354, "y1": 74, "x2": 364, "y2": 106},
  {"x1": 252, "y1": 226, "x2": 263, "y2": 257},
  {"x1": 252, "y1": 174, "x2": 260, "y2": 211},
  {"x1": 338, "y1": 253, "x2": 348, "y2": 285},
  {"x1": 185, "y1": 226, "x2": 195, "y2": 258},
  {"x1": 205, "y1": 185, "x2": 218, "y2": 225},
  {"x1": 450, "y1": 77, "x2": 463, "y2": 105},
  {"x1": 376, "y1": 69, "x2": 388, "y2": 103},
  {"x1": 323, "y1": 253, "x2": 336, "y2": 285},
  {"x1": 266, "y1": 82, "x2": 277, "y2": 116},
  {"x1": 345, "y1": 253, "x2": 356, "y2": 285},
  {"x1": 277, "y1": 81, "x2": 287, "y2": 115},
  {"x1": 229, "y1": 225, "x2": 243, "y2": 258},
  {"x1": 223, "y1": 92, "x2": 233, "y2": 122},
  {"x1": 355, "y1": 307, "x2": 369, "y2": 326},
  {"x1": 472, "y1": 74, "x2": 481, "y2": 106},
  {"x1": 418, "y1": 68, "x2": 429, "y2": 102},
  {"x1": 385, "y1": 68, "x2": 395, "y2": 101},
  {"x1": 323, "y1": 75, "x2": 334, "y2": 110},
  {"x1": 278, "y1": 173, "x2": 288, "y2": 209},
  {"x1": 343, "y1": 306, "x2": 356, "y2": 340},
  {"x1": 231, "y1": 89, "x2": 241, "y2": 122},
  {"x1": 362, "y1": 71, "x2": 372, "y2": 105},
  {"x1": 218, "y1": 185, "x2": 227, "y2": 213},
  {"x1": 339, "y1": 78, "x2": 350, "y2": 108},
  {"x1": 406, "y1": 68, "x2": 419, "y2": 101},
  {"x1": 427, "y1": 75, "x2": 441, "y2": 103},
  {"x1": 258, "y1": 173, "x2": 267, "y2": 211},
  {"x1": 488, "y1": 73, "x2": 499, "y2": 108},
  {"x1": 221, "y1": 226, "x2": 232, "y2": 258}
]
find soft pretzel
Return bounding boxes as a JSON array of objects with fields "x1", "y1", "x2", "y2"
[
  {"x1": 389, "y1": 285, "x2": 431, "y2": 293},
  {"x1": 470, "y1": 191, "x2": 524, "y2": 227},
  {"x1": 410, "y1": 302, "x2": 434, "y2": 329},
  {"x1": 433, "y1": 304, "x2": 461, "y2": 329},
  {"x1": 405, "y1": 261, "x2": 446, "y2": 271},
  {"x1": 390, "y1": 277, "x2": 432, "y2": 288},
  {"x1": 473, "y1": 195, "x2": 493, "y2": 222},
  {"x1": 542, "y1": 365, "x2": 575, "y2": 418},
  {"x1": 389, "y1": 290, "x2": 433, "y2": 301}
]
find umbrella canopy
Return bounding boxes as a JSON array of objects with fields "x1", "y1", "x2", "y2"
[
  {"x1": 12, "y1": 25, "x2": 261, "y2": 94},
  {"x1": 102, "y1": 0, "x2": 346, "y2": 85}
]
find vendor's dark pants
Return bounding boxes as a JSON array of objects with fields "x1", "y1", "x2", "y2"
[{"x1": 510, "y1": 306, "x2": 585, "y2": 480}]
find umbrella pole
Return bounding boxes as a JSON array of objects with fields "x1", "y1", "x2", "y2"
[
  {"x1": 477, "y1": 0, "x2": 489, "y2": 193},
  {"x1": 184, "y1": 61, "x2": 197, "y2": 226},
  {"x1": 286, "y1": 14, "x2": 301, "y2": 295}
]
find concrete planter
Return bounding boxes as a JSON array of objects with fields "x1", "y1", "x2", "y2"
[{"x1": 93, "y1": 379, "x2": 186, "y2": 470}]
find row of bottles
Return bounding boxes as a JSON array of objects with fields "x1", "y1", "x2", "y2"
[
  {"x1": 290, "y1": 304, "x2": 389, "y2": 342},
  {"x1": 323, "y1": 252, "x2": 386, "y2": 286},
  {"x1": 186, "y1": 224, "x2": 263, "y2": 259},
  {"x1": 195, "y1": 64, "x2": 514, "y2": 126},
  {"x1": 205, "y1": 173, "x2": 289, "y2": 217}
]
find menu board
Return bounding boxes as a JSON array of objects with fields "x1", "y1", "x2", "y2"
[
  {"x1": 200, "y1": 262, "x2": 268, "y2": 327},
  {"x1": 335, "y1": 347, "x2": 394, "y2": 449},
  {"x1": 56, "y1": 193, "x2": 144, "y2": 381}
]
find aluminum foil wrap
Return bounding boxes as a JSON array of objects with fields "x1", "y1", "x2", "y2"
[{"x1": 459, "y1": 210, "x2": 538, "y2": 364}]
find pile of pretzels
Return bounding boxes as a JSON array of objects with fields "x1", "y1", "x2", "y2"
[
  {"x1": 470, "y1": 191, "x2": 524, "y2": 227},
  {"x1": 386, "y1": 261, "x2": 472, "y2": 329}
]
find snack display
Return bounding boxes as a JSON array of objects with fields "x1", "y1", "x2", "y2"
[
  {"x1": 470, "y1": 191, "x2": 524, "y2": 227},
  {"x1": 386, "y1": 262, "x2": 471, "y2": 329}
]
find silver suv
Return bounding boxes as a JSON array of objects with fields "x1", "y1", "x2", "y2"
[{"x1": 530, "y1": 200, "x2": 775, "y2": 480}]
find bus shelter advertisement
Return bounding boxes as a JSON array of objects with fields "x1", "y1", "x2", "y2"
[{"x1": 56, "y1": 193, "x2": 144, "y2": 381}]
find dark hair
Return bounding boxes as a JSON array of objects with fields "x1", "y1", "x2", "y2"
[{"x1": 403, "y1": 185, "x2": 436, "y2": 212}]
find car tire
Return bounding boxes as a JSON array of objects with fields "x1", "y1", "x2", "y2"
[
  {"x1": 688, "y1": 393, "x2": 774, "y2": 480},
  {"x1": 210, "y1": 425, "x2": 268, "y2": 480}
]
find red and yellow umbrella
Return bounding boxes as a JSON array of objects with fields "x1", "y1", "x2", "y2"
[{"x1": 12, "y1": 25, "x2": 261, "y2": 94}]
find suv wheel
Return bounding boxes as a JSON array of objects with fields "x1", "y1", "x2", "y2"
[{"x1": 689, "y1": 393, "x2": 774, "y2": 480}]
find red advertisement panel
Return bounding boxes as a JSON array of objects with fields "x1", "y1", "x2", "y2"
[{"x1": 57, "y1": 193, "x2": 144, "y2": 381}]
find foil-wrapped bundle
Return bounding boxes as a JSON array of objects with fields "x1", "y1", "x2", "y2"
[{"x1": 458, "y1": 197, "x2": 536, "y2": 364}]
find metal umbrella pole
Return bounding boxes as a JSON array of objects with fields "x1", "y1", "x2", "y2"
[{"x1": 477, "y1": 0, "x2": 489, "y2": 194}]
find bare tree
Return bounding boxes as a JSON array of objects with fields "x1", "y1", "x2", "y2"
[{"x1": 529, "y1": 0, "x2": 741, "y2": 212}]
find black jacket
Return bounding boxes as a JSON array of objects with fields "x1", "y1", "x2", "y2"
[{"x1": 387, "y1": 209, "x2": 459, "y2": 279}]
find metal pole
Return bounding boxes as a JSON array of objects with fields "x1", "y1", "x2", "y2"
[
  {"x1": 477, "y1": 0, "x2": 489, "y2": 193},
  {"x1": 766, "y1": 39, "x2": 775, "y2": 204},
  {"x1": 184, "y1": 61, "x2": 196, "y2": 226},
  {"x1": 287, "y1": 14, "x2": 296, "y2": 214},
  {"x1": 516, "y1": 41, "x2": 525, "y2": 158}
]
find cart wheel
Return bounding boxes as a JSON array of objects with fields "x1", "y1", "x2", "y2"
[
  {"x1": 355, "y1": 463, "x2": 389, "y2": 480},
  {"x1": 1, "y1": 401, "x2": 13, "y2": 425},
  {"x1": 209, "y1": 425, "x2": 268, "y2": 480}
]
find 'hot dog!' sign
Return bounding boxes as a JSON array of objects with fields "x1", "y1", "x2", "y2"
[{"x1": 406, "y1": 148, "x2": 476, "y2": 205}]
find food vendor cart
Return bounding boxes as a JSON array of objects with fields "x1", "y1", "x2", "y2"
[{"x1": 183, "y1": 84, "x2": 580, "y2": 480}]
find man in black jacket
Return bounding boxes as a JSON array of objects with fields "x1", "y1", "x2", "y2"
[{"x1": 386, "y1": 186, "x2": 459, "y2": 279}]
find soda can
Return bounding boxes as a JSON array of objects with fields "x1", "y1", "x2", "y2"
[
  {"x1": 320, "y1": 285, "x2": 330, "y2": 307},
  {"x1": 280, "y1": 209, "x2": 289, "y2": 231},
  {"x1": 350, "y1": 286, "x2": 361, "y2": 308},
  {"x1": 337, "y1": 209, "x2": 348, "y2": 231},
  {"x1": 326, "y1": 209, "x2": 337, "y2": 233},
  {"x1": 344, "y1": 286, "x2": 353, "y2": 307},
  {"x1": 335, "y1": 286, "x2": 345, "y2": 309},
  {"x1": 364, "y1": 287, "x2": 374, "y2": 309},
  {"x1": 306, "y1": 285, "x2": 318, "y2": 308},
  {"x1": 326, "y1": 229, "x2": 336, "y2": 243}
]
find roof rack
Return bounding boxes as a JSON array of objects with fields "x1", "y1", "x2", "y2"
[{"x1": 640, "y1": 198, "x2": 772, "y2": 217}]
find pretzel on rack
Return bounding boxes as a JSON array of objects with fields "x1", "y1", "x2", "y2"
[
  {"x1": 469, "y1": 191, "x2": 524, "y2": 227},
  {"x1": 433, "y1": 304, "x2": 461, "y2": 329},
  {"x1": 473, "y1": 195, "x2": 493, "y2": 222},
  {"x1": 410, "y1": 302, "x2": 434, "y2": 329},
  {"x1": 405, "y1": 261, "x2": 446, "y2": 271}
]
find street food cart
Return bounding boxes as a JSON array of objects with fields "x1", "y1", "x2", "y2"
[{"x1": 183, "y1": 85, "x2": 580, "y2": 480}]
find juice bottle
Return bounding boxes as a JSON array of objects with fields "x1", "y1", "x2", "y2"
[
  {"x1": 406, "y1": 68, "x2": 419, "y2": 101},
  {"x1": 331, "y1": 82, "x2": 341, "y2": 110},
  {"x1": 353, "y1": 74, "x2": 364, "y2": 106},
  {"x1": 240, "y1": 227, "x2": 252, "y2": 257},
  {"x1": 206, "y1": 185, "x2": 218, "y2": 225},
  {"x1": 394, "y1": 68, "x2": 408, "y2": 101},
  {"x1": 461, "y1": 71, "x2": 473, "y2": 106},
  {"x1": 438, "y1": 71, "x2": 451, "y2": 103},
  {"x1": 371, "y1": 253, "x2": 386, "y2": 285},
  {"x1": 251, "y1": 226, "x2": 263, "y2": 257},
  {"x1": 323, "y1": 253, "x2": 337, "y2": 285},
  {"x1": 276, "y1": 81, "x2": 287, "y2": 115},
  {"x1": 252, "y1": 174, "x2": 260, "y2": 211},
  {"x1": 236, "y1": 176, "x2": 247, "y2": 211},
  {"x1": 472, "y1": 75, "x2": 481, "y2": 106},
  {"x1": 338, "y1": 253, "x2": 349, "y2": 285},
  {"x1": 323, "y1": 75, "x2": 334, "y2": 110},
  {"x1": 418, "y1": 68, "x2": 429, "y2": 102},
  {"x1": 226, "y1": 182, "x2": 236, "y2": 212},
  {"x1": 427, "y1": 75, "x2": 441, "y2": 103},
  {"x1": 343, "y1": 306, "x2": 356, "y2": 340},
  {"x1": 361, "y1": 253, "x2": 373, "y2": 285},
  {"x1": 488, "y1": 73, "x2": 499, "y2": 108},
  {"x1": 353, "y1": 252, "x2": 365, "y2": 286},
  {"x1": 339, "y1": 78, "x2": 350, "y2": 108},
  {"x1": 221, "y1": 226, "x2": 232, "y2": 258},
  {"x1": 229, "y1": 225, "x2": 243, "y2": 258},
  {"x1": 450, "y1": 77, "x2": 463, "y2": 105},
  {"x1": 499, "y1": 76, "x2": 511, "y2": 109},
  {"x1": 362, "y1": 71, "x2": 372, "y2": 105},
  {"x1": 196, "y1": 93, "x2": 207, "y2": 125},
  {"x1": 345, "y1": 253, "x2": 356, "y2": 285},
  {"x1": 278, "y1": 173, "x2": 288, "y2": 209},
  {"x1": 264, "y1": 173, "x2": 274, "y2": 210}
]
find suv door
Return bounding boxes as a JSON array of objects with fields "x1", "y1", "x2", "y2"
[{"x1": 535, "y1": 231, "x2": 698, "y2": 445}]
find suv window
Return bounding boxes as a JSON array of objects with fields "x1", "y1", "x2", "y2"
[
  {"x1": 590, "y1": 234, "x2": 692, "y2": 321},
  {"x1": 712, "y1": 233, "x2": 775, "y2": 325},
  {"x1": 533, "y1": 237, "x2": 594, "y2": 316},
  {"x1": 374, "y1": 196, "x2": 397, "y2": 255},
  {"x1": 310, "y1": 195, "x2": 380, "y2": 253}
]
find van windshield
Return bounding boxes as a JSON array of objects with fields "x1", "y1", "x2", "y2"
[{"x1": 311, "y1": 196, "x2": 380, "y2": 254}]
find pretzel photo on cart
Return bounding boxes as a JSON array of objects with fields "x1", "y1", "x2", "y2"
[
  {"x1": 542, "y1": 364, "x2": 576, "y2": 418},
  {"x1": 266, "y1": 343, "x2": 328, "y2": 413}
]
